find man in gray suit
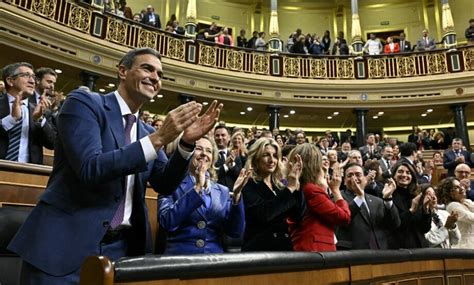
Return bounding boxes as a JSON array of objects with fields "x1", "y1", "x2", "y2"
[
  {"x1": 416, "y1": 29, "x2": 436, "y2": 51},
  {"x1": 336, "y1": 163, "x2": 400, "y2": 250}
]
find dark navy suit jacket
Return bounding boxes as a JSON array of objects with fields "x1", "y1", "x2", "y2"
[
  {"x1": 8, "y1": 90, "x2": 188, "y2": 275},
  {"x1": 158, "y1": 173, "x2": 245, "y2": 254},
  {"x1": 443, "y1": 149, "x2": 472, "y2": 177}
]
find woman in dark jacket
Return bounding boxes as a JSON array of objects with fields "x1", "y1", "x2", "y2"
[
  {"x1": 389, "y1": 162, "x2": 433, "y2": 249},
  {"x1": 241, "y1": 138, "x2": 302, "y2": 251}
]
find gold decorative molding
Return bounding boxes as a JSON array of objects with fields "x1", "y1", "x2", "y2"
[
  {"x1": 68, "y1": 5, "x2": 91, "y2": 33},
  {"x1": 199, "y1": 45, "x2": 217, "y2": 67},
  {"x1": 283, "y1": 57, "x2": 300, "y2": 77},
  {"x1": 226, "y1": 50, "x2": 244, "y2": 71},
  {"x1": 167, "y1": 38, "x2": 185, "y2": 61},
  {"x1": 31, "y1": 0, "x2": 56, "y2": 18},
  {"x1": 253, "y1": 53, "x2": 270, "y2": 75},
  {"x1": 106, "y1": 18, "x2": 127, "y2": 45}
]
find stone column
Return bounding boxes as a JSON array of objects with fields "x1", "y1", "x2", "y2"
[
  {"x1": 180, "y1": 94, "x2": 194, "y2": 104},
  {"x1": 80, "y1": 71, "x2": 100, "y2": 92},
  {"x1": 451, "y1": 104, "x2": 471, "y2": 151},
  {"x1": 350, "y1": 0, "x2": 363, "y2": 55},
  {"x1": 185, "y1": 0, "x2": 197, "y2": 38},
  {"x1": 441, "y1": 0, "x2": 457, "y2": 49},
  {"x1": 268, "y1": 0, "x2": 281, "y2": 52},
  {"x1": 355, "y1": 109, "x2": 368, "y2": 148},
  {"x1": 268, "y1": 105, "x2": 280, "y2": 132}
]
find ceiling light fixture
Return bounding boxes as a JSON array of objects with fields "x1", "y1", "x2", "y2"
[
  {"x1": 283, "y1": 114, "x2": 289, "y2": 118},
  {"x1": 54, "y1": 69, "x2": 63, "y2": 74},
  {"x1": 289, "y1": 110, "x2": 296, "y2": 115},
  {"x1": 333, "y1": 112, "x2": 339, "y2": 115},
  {"x1": 157, "y1": 94, "x2": 164, "y2": 98},
  {"x1": 373, "y1": 116, "x2": 379, "y2": 119},
  {"x1": 421, "y1": 113, "x2": 427, "y2": 117},
  {"x1": 150, "y1": 99, "x2": 155, "y2": 102},
  {"x1": 240, "y1": 111, "x2": 245, "y2": 115},
  {"x1": 202, "y1": 102, "x2": 208, "y2": 106},
  {"x1": 107, "y1": 83, "x2": 115, "y2": 87},
  {"x1": 247, "y1": 107, "x2": 253, "y2": 111},
  {"x1": 378, "y1": 111, "x2": 384, "y2": 115},
  {"x1": 426, "y1": 109, "x2": 433, "y2": 113},
  {"x1": 98, "y1": 88, "x2": 105, "y2": 92},
  {"x1": 327, "y1": 116, "x2": 333, "y2": 119}
]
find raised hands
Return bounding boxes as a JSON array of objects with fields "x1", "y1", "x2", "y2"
[
  {"x1": 445, "y1": 211, "x2": 458, "y2": 229},
  {"x1": 149, "y1": 101, "x2": 203, "y2": 149},
  {"x1": 182, "y1": 100, "x2": 223, "y2": 144},
  {"x1": 233, "y1": 168, "x2": 252, "y2": 203},
  {"x1": 287, "y1": 154, "x2": 303, "y2": 192},
  {"x1": 382, "y1": 178, "x2": 396, "y2": 199},
  {"x1": 32, "y1": 95, "x2": 52, "y2": 121}
]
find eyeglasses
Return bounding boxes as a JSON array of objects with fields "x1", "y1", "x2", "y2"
[{"x1": 11, "y1": 72, "x2": 36, "y2": 81}]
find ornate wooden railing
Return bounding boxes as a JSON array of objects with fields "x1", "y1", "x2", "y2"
[{"x1": 4, "y1": 0, "x2": 474, "y2": 80}]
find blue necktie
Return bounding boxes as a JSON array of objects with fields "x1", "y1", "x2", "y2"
[
  {"x1": 110, "y1": 114, "x2": 136, "y2": 229},
  {"x1": 5, "y1": 106, "x2": 24, "y2": 161}
]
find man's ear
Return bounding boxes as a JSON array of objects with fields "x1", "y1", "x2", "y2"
[{"x1": 118, "y1": 65, "x2": 127, "y2": 80}]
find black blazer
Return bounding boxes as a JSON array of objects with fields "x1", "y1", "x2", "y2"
[
  {"x1": 336, "y1": 190, "x2": 400, "y2": 249},
  {"x1": 241, "y1": 179, "x2": 300, "y2": 251},
  {"x1": 0, "y1": 93, "x2": 55, "y2": 164},
  {"x1": 215, "y1": 152, "x2": 245, "y2": 192},
  {"x1": 389, "y1": 187, "x2": 431, "y2": 249}
]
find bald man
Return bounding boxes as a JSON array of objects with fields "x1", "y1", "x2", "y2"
[{"x1": 455, "y1": 163, "x2": 474, "y2": 200}]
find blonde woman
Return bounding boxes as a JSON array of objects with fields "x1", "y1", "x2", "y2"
[{"x1": 241, "y1": 138, "x2": 302, "y2": 251}]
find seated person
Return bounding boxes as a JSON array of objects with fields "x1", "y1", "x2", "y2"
[{"x1": 158, "y1": 137, "x2": 247, "y2": 254}]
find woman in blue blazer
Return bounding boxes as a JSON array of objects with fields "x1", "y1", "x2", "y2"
[{"x1": 158, "y1": 136, "x2": 249, "y2": 254}]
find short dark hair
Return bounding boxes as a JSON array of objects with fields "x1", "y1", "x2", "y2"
[
  {"x1": 214, "y1": 125, "x2": 229, "y2": 134},
  {"x1": 2, "y1": 62, "x2": 34, "y2": 83},
  {"x1": 344, "y1": 162, "x2": 364, "y2": 175},
  {"x1": 35, "y1": 67, "x2": 57, "y2": 81},
  {"x1": 119, "y1": 48, "x2": 161, "y2": 69},
  {"x1": 399, "y1": 142, "x2": 417, "y2": 157}
]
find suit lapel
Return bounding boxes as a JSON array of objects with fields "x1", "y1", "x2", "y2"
[
  {"x1": 365, "y1": 196, "x2": 377, "y2": 226},
  {"x1": 104, "y1": 93, "x2": 125, "y2": 147}
]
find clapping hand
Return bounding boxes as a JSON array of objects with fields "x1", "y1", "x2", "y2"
[
  {"x1": 382, "y1": 178, "x2": 396, "y2": 199},
  {"x1": 193, "y1": 160, "x2": 206, "y2": 193},
  {"x1": 233, "y1": 168, "x2": 252, "y2": 203},
  {"x1": 182, "y1": 100, "x2": 223, "y2": 144},
  {"x1": 32, "y1": 95, "x2": 52, "y2": 121},
  {"x1": 287, "y1": 154, "x2": 303, "y2": 192},
  {"x1": 445, "y1": 211, "x2": 458, "y2": 229}
]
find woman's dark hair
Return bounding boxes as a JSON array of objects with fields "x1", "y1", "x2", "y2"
[
  {"x1": 391, "y1": 161, "x2": 418, "y2": 195},
  {"x1": 436, "y1": 177, "x2": 459, "y2": 205},
  {"x1": 364, "y1": 159, "x2": 383, "y2": 181}
]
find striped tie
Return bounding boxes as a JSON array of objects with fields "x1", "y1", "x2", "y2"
[{"x1": 5, "y1": 117, "x2": 23, "y2": 161}]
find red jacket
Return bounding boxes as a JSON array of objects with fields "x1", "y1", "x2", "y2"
[
  {"x1": 288, "y1": 183, "x2": 350, "y2": 252},
  {"x1": 384, "y1": 43, "x2": 400, "y2": 54}
]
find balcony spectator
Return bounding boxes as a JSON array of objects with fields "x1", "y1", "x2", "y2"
[
  {"x1": 399, "y1": 32, "x2": 411, "y2": 52},
  {"x1": 237, "y1": 29, "x2": 247, "y2": 48},
  {"x1": 309, "y1": 36, "x2": 324, "y2": 55},
  {"x1": 286, "y1": 32, "x2": 296, "y2": 53},
  {"x1": 217, "y1": 27, "x2": 234, "y2": 46},
  {"x1": 255, "y1": 32, "x2": 267, "y2": 51},
  {"x1": 204, "y1": 22, "x2": 221, "y2": 43},
  {"x1": 158, "y1": 137, "x2": 246, "y2": 254},
  {"x1": 416, "y1": 29, "x2": 436, "y2": 51},
  {"x1": 364, "y1": 33, "x2": 383, "y2": 55},
  {"x1": 321, "y1": 30, "x2": 331, "y2": 55},
  {"x1": 443, "y1": 138, "x2": 472, "y2": 177},
  {"x1": 424, "y1": 184, "x2": 460, "y2": 248},
  {"x1": 384, "y1": 36, "x2": 400, "y2": 54},
  {"x1": 291, "y1": 35, "x2": 307, "y2": 54},
  {"x1": 242, "y1": 138, "x2": 302, "y2": 251},
  {"x1": 117, "y1": 0, "x2": 132, "y2": 19},
  {"x1": 465, "y1": 19, "x2": 474, "y2": 45},
  {"x1": 247, "y1": 31, "x2": 258, "y2": 49},
  {"x1": 288, "y1": 143, "x2": 350, "y2": 252},
  {"x1": 141, "y1": 5, "x2": 161, "y2": 29},
  {"x1": 132, "y1": 13, "x2": 142, "y2": 22},
  {"x1": 439, "y1": 177, "x2": 474, "y2": 249},
  {"x1": 332, "y1": 31, "x2": 348, "y2": 55}
]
